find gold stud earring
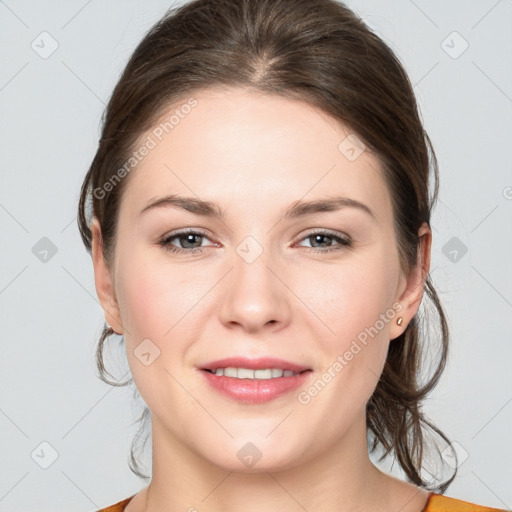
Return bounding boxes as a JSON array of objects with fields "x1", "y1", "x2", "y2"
[{"x1": 397, "y1": 317, "x2": 404, "y2": 326}]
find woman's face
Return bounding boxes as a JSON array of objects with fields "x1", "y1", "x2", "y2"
[{"x1": 93, "y1": 87, "x2": 427, "y2": 472}]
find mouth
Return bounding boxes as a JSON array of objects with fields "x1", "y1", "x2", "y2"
[
  {"x1": 198, "y1": 356, "x2": 313, "y2": 403},
  {"x1": 201, "y1": 368, "x2": 311, "y2": 379}
]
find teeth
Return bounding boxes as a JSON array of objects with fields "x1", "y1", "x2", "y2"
[{"x1": 211, "y1": 367, "x2": 300, "y2": 379}]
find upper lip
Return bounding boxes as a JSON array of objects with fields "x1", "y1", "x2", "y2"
[{"x1": 200, "y1": 357, "x2": 311, "y2": 373}]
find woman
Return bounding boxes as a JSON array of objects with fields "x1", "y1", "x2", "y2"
[{"x1": 77, "y1": 0, "x2": 508, "y2": 511}]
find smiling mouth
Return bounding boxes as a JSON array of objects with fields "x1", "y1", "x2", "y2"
[
  {"x1": 200, "y1": 367, "x2": 313, "y2": 404},
  {"x1": 202, "y1": 367, "x2": 312, "y2": 379}
]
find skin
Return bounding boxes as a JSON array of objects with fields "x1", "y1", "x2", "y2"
[{"x1": 92, "y1": 87, "x2": 432, "y2": 512}]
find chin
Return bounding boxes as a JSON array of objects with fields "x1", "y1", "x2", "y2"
[{"x1": 185, "y1": 433, "x2": 298, "y2": 471}]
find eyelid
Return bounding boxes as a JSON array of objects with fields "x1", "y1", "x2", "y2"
[
  {"x1": 292, "y1": 228, "x2": 351, "y2": 245},
  {"x1": 159, "y1": 227, "x2": 352, "y2": 255},
  {"x1": 159, "y1": 227, "x2": 217, "y2": 245},
  {"x1": 160, "y1": 227, "x2": 348, "y2": 243}
]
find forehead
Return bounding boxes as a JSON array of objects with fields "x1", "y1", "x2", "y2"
[{"x1": 120, "y1": 87, "x2": 391, "y2": 222}]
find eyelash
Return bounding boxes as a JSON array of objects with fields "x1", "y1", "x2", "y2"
[{"x1": 158, "y1": 228, "x2": 352, "y2": 255}]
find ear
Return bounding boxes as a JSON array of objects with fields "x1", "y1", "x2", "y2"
[
  {"x1": 91, "y1": 217, "x2": 124, "y2": 334},
  {"x1": 389, "y1": 222, "x2": 431, "y2": 340}
]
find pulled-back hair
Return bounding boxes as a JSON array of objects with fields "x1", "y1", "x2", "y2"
[{"x1": 77, "y1": 0, "x2": 457, "y2": 491}]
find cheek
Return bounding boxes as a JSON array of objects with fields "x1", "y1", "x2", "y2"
[
  {"x1": 312, "y1": 255, "x2": 399, "y2": 342},
  {"x1": 298, "y1": 248, "x2": 400, "y2": 403},
  {"x1": 115, "y1": 247, "x2": 201, "y2": 339},
  {"x1": 114, "y1": 258, "x2": 191, "y2": 414},
  {"x1": 114, "y1": 249, "x2": 216, "y2": 390},
  {"x1": 116, "y1": 268, "x2": 168, "y2": 339}
]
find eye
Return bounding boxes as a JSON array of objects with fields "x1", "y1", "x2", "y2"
[
  {"x1": 158, "y1": 228, "x2": 352, "y2": 255},
  {"x1": 158, "y1": 228, "x2": 216, "y2": 255},
  {"x1": 295, "y1": 230, "x2": 352, "y2": 253}
]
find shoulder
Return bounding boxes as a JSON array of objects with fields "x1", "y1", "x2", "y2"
[
  {"x1": 96, "y1": 495, "x2": 135, "y2": 512},
  {"x1": 425, "y1": 492, "x2": 510, "y2": 512}
]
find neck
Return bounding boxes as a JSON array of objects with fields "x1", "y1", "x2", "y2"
[{"x1": 139, "y1": 411, "x2": 405, "y2": 512}]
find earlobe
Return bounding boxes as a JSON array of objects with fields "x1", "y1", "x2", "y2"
[
  {"x1": 390, "y1": 222, "x2": 432, "y2": 340},
  {"x1": 91, "y1": 218, "x2": 124, "y2": 334}
]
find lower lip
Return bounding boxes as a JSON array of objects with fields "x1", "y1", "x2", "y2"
[{"x1": 200, "y1": 369, "x2": 312, "y2": 404}]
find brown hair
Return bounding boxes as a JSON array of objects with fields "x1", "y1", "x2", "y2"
[{"x1": 78, "y1": 0, "x2": 457, "y2": 490}]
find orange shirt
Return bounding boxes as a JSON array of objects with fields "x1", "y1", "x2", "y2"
[{"x1": 96, "y1": 492, "x2": 510, "y2": 511}]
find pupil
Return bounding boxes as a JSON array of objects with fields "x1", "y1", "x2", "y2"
[
  {"x1": 313, "y1": 234, "x2": 330, "y2": 247},
  {"x1": 183, "y1": 234, "x2": 201, "y2": 248}
]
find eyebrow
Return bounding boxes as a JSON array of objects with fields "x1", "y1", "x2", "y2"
[{"x1": 139, "y1": 194, "x2": 376, "y2": 221}]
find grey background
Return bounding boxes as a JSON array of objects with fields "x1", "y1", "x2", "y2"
[{"x1": 0, "y1": 1, "x2": 511, "y2": 511}]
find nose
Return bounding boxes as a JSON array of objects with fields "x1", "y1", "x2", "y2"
[{"x1": 218, "y1": 240, "x2": 291, "y2": 333}]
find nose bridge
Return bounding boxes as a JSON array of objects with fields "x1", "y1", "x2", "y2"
[{"x1": 219, "y1": 233, "x2": 289, "y2": 330}]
